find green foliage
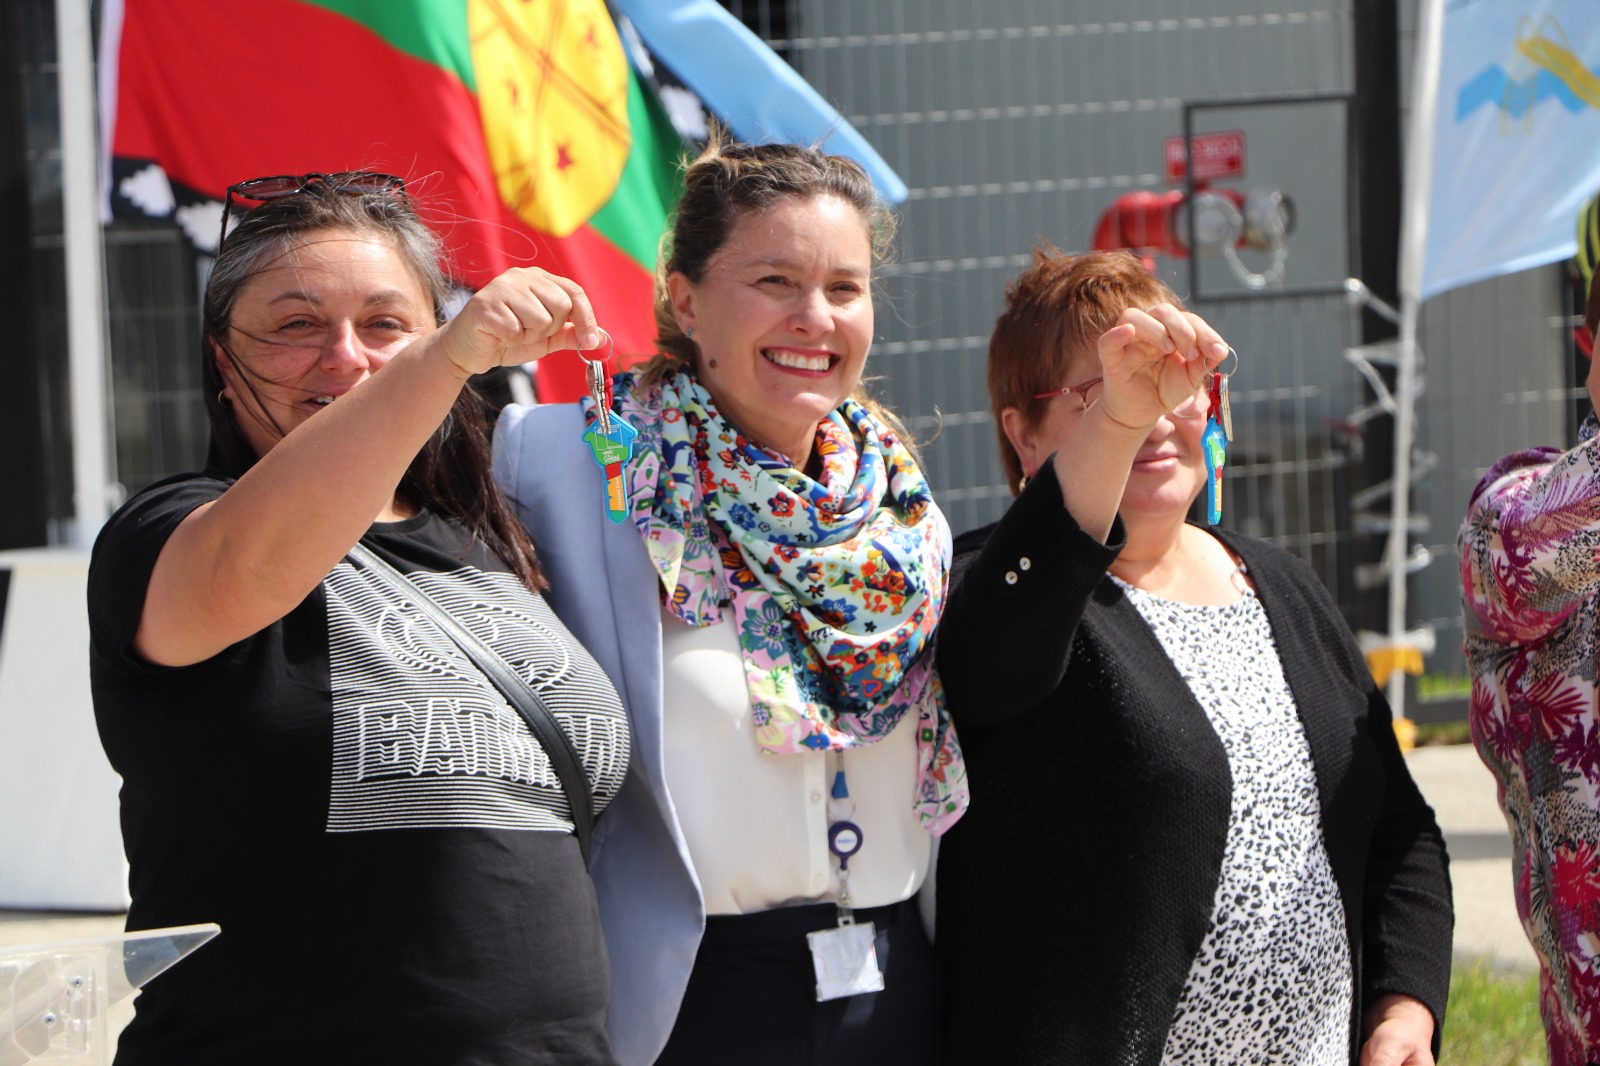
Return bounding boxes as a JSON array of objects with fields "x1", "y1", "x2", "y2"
[
  {"x1": 1415, "y1": 719, "x2": 1474, "y2": 747},
  {"x1": 1418, "y1": 672, "x2": 1474, "y2": 702},
  {"x1": 1442, "y1": 957, "x2": 1544, "y2": 1066}
]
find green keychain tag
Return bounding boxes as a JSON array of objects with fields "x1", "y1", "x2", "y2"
[{"x1": 582, "y1": 419, "x2": 637, "y2": 523}]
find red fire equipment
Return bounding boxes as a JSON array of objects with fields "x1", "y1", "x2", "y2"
[{"x1": 1091, "y1": 185, "x2": 1294, "y2": 261}]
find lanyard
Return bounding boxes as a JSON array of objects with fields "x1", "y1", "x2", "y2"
[
  {"x1": 828, "y1": 751, "x2": 865, "y2": 919},
  {"x1": 808, "y1": 751, "x2": 886, "y2": 1000}
]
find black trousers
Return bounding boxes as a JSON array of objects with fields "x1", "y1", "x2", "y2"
[{"x1": 653, "y1": 900, "x2": 942, "y2": 1066}]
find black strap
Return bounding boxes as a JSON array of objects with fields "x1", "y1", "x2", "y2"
[{"x1": 345, "y1": 541, "x2": 595, "y2": 864}]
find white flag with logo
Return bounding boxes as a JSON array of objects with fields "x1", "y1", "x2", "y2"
[{"x1": 1416, "y1": 0, "x2": 1600, "y2": 301}]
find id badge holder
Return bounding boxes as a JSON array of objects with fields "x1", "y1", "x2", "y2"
[
  {"x1": 808, "y1": 789, "x2": 882, "y2": 1001},
  {"x1": 807, "y1": 908, "x2": 885, "y2": 1002}
]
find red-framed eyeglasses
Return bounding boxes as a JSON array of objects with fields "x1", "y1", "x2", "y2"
[
  {"x1": 1032, "y1": 375, "x2": 1103, "y2": 409},
  {"x1": 1032, "y1": 374, "x2": 1209, "y2": 419}
]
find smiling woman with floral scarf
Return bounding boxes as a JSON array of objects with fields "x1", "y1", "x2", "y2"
[{"x1": 493, "y1": 138, "x2": 966, "y2": 1066}]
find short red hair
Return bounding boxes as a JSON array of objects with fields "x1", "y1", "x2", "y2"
[{"x1": 987, "y1": 246, "x2": 1184, "y2": 494}]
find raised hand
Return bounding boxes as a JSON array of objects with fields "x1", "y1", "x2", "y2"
[
  {"x1": 429, "y1": 268, "x2": 602, "y2": 380},
  {"x1": 1093, "y1": 304, "x2": 1230, "y2": 432}
]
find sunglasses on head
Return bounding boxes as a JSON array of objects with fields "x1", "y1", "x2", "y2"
[{"x1": 216, "y1": 171, "x2": 407, "y2": 255}]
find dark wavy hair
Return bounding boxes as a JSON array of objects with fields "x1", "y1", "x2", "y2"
[{"x1": 201, "y1": 180, "x2": 544, "y2": 590}]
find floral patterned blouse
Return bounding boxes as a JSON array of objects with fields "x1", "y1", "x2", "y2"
[{"x1": 1461, "y1": 440, "x2": 1600, "y2": 1066}]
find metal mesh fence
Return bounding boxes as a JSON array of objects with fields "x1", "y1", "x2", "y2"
[
  {"x1": 1412, "y1": 266, "x2": 1573, "y2": 709},
  {"x1": 764, "y1": 0, "x2": 1368, "y2": 608},
  {"x1": 759, "y1": 0, "x2": 1576, "y2": 712},
  {"x1": 13, "y1": 0, "x2": 74, "y2": 541}
]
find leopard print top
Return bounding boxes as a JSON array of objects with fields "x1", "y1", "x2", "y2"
[{"x1": 1116, "y1": 579, "x2": 1353, "y2": 1065}]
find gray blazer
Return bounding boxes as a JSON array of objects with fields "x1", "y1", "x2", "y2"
[{"x1": 493, "y1": 402, "x2": 703, "y2": 1066}]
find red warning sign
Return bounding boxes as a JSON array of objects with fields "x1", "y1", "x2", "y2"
[{"x1": 1164, "y1": 130, "x2": 1246, "y2": 184}]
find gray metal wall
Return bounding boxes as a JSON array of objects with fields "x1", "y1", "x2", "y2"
[
  {"x1": 785, "y1": 0, "x2": 1364, "y2": 592},
  {"x1": 775, "y1": 0, "x2": 1577, "y2": 714},
  {"x1": 1412, "y1": 270, "x2": 1572, "y2": 709}
]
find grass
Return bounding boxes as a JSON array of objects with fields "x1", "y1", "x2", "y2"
[
  {"x1": 1443, "y1": 957, "x2": 1545, "y2": 1066},
  {"x1": 1415, "y1": 719, "x2": 1474, "y2": 747}
]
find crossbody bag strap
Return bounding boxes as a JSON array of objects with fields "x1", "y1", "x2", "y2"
[{"x1": 345, "y1": 541, "x2": 594, "y2": 864}]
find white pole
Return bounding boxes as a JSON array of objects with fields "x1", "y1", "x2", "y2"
[
  {"x1": 1387, "y1": 0, "x2": 1446, "y2": 718},
  {"x1": 1385, "y1": 319, "x2": 1418, "y2": 718},
  {"x1": 55, "y1": 0, "x2": 113, "y2": 547}
]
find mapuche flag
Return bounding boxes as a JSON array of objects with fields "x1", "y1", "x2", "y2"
[{"x1": 101, "y1": 0, "x2": 685, "y2": 397}]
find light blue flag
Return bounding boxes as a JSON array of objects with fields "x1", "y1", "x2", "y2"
[
  {"x1": 1418, "y1": 0, "x2": 1600, "y2": 300},
  {"x1": 609, "y1": 0, "x2": 908, "y2": 204}
]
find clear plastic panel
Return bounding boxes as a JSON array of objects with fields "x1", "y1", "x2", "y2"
[{"x1": 0, "y1": 924, "x2": 218, "y2": 1065}]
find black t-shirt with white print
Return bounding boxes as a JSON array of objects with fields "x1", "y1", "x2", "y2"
[{"x1": 89, "y1": 474, "x2": 630, "y2": 1066}]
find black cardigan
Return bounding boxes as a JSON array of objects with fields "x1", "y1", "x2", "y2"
[{"x1": 934, "y1": 463, "x2": 1452, "y2": 1066}]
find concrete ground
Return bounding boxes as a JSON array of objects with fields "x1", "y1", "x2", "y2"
[
  {"x1": 0, "y1": 741, "x2": 1534, "y2": 1055},
  {"x1": 1405, "y1": 742, "x2": 1538, "y2": 972}
]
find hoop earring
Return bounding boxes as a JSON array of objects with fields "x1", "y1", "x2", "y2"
[
  {"x1": 1017, "y1": 474, "x2": 1030, "y2": 490},
  {"x1": 217, "y1": 389, "x2": 231, "y2": 408}
]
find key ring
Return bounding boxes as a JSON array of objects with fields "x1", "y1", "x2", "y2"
[
  {"x1": 1215, "y1": 345, "x2": 1239, "y2": 378},
  {"x1": 577, "y1": 328, "x2": 614, "y2": 366},
  {"x1": 581, "y1": 329, "x2": 615, "y2": 434},
  {"x1": 577, "y1": 327, "x2": 638, "y2": 526}
]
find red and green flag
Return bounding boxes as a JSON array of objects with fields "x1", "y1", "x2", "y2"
[{"x1": 101, "y1": 0, "x2": 685, "y2": 399}]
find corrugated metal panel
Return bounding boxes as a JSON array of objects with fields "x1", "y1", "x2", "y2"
[
  {"x1": 1412, "y1": 267, "x2": 1572, "y2": 701},
  {"x1": 769, "y1": 0, "x2": 1580, "y2": 707},
  {"x1": 786, "y1": 0, "x2": 1365, "y2": 598}
]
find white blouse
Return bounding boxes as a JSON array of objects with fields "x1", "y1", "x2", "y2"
[{"x1": 657, "y1": 604, "x2": 930, "y2": 915}]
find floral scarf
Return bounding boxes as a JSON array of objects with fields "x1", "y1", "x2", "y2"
[{"x1": 588, "y1": 369, "x2": 967, "y2": 834}]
